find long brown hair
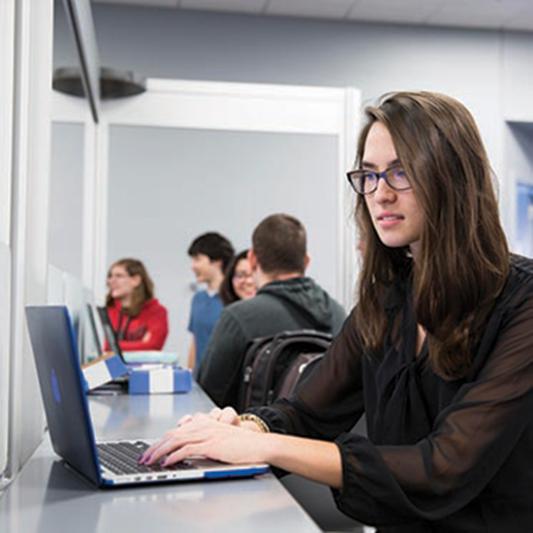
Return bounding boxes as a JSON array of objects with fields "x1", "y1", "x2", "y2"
[
  {"x1": 106, "y1": 258, "x2": 155, "y2": 317},
  {"x1": 354, "y1": 91, "x2": 509, "y2": 379},
  {"x1": 219, "y1": 250, "x2": 249, "y2": 306}
]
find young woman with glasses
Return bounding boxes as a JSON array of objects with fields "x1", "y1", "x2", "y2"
[
  {"x1": 141, "y1": 92, "x2": 532, "y2": 531},
  {"x1": 219, "y1": 250, "x2": 257, "y2": 306},
  {"x1": 105, "y1": 258, "x2": 168, "y2": 351}
]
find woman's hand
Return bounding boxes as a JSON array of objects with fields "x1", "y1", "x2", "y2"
[
  {"x1": 207, "y1": 406, "x2": 241, "y2": 425},
  {"x1": 139, "y1": 411, "x2": 343, "y2": 488},
  {"x1": 176, "y1": 406, "x2": 240, "y2": 427},
  {"x1": 139, "y1": 414, "x2": 267, "y2": 467}
]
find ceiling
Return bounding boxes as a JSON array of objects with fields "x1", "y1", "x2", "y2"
[{"x1": 91, "y1": 0, "x2": 533, "y2": 32}]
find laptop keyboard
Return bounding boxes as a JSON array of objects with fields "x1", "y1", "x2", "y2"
[{"x1": 97, "y1": 441, "x2": 197, "y2": 476}]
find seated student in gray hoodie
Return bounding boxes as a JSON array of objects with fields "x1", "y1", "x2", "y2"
[{"x1": 197, "y1": 213, "x2": 346, "y2": 409}]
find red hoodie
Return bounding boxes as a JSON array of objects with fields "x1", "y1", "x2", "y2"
[{"x1": 105, "y1": 298, "x2": 168, "y2": 351}]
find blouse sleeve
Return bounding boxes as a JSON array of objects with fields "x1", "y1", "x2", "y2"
[
  {"x1": 331, "y1": 297, "x2": 533, "y2": 525},
  {"x1": 250, "y1": 311, "x2": 366, "y2": 440}
]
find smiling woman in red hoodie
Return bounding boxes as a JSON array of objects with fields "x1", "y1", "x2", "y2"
[{"x1": 105, "y1": 258, "x2": 168, "y2": 351}]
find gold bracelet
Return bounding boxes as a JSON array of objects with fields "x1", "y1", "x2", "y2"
[{"x1": 238, "y1": 413, "x2": 270, "y2": 433}]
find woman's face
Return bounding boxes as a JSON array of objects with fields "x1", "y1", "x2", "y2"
[
  {"x1": 107, "y1": 265, "x2": 139, "y2": 301},
  {"x1": 232, "y1": 258, "x2": 256, "y2": 301},
  {"x1": 362, "y1": 122, "x2": 424, "y2": 257}
]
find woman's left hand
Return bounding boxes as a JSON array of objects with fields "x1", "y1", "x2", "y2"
[
  {"x1": 175, "y1": 406, "x2": 240, "y2": 428},
  {"x1": 139, "y1": 414, "x2": 268, "y2": 467}
]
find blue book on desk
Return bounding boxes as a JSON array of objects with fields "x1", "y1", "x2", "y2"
[{"x1": 25, "y1": 305, "x2": 269, "y2": 488}]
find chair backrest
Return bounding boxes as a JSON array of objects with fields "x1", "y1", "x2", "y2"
[{"x1": 238, "y1": 329, "x2": 332, "y2": 411}]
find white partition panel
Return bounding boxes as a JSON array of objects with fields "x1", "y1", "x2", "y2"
[
  {"x1": 0, "y1": 0, "x2": 14, "y2": 246},
  {"x1": 50, "y1": 78, "x2": 361, "y2": 368},
  {"x1": 93, "y1": 80, "x2": 361, "y2": 360},
  {"x1": 64, "y1": 271, "x2": 87, "y2": 362},
  {"x1": 47, "y1": 264, "x2": 66, "y2": 304},
  {"x1": 107, "y1": 126, "x2": 341, "y2": 358},
  {"x1": 0, "y1": 244, "x2": 11, "y2": 487},
  {"x1": 0, "y1": 0, "x2": 15, "y2": 489},
  {"x1": 96, "y1": 80, "x2": 360, "y2": 302},
  {"x1": 8, "y1": 0, "x2": 53, "y2": 481},
  {"x1": 51, "y1": 91, "x2": 97, "y2": 289},
  {"x1": 49, "y1": 122, "x2": 85, "y2": 279},
  {"x1": 47, "y1": 266, "x2": 95, "y2": 363}
]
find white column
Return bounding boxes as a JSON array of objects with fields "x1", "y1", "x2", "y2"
[
  {"x1": 7, "y1": 0, "x2": 53, "y2": 479},
  {"x1": 339, "y1": 88, "x2": 361, "y2": 310},
  {"x1": 0, "y1": 0, "x2": 16, "y2": 488}
]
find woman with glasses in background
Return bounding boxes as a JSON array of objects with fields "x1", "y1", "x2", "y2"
[
  {"x1": 219, "y1": 250, "x2": 257, "y2": 306},
  {"x1": 105, "y1": 258, "x2": 168, "y2": 351},
  {"x1": 142, "y1": 92, "x2": 533, "y2": 531}
]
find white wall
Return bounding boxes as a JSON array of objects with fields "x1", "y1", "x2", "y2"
[
  {"x1": 5, "y1": 0, "x2": 53, "y2": 484},
  {"x1": 62, "y1": 5, "x2": 533, "y2": 230},
  {"x1": 51, "y1": 3, "x2": 533, "y2": 354},
  {"x1": 49, "y1": 121, "x2": 85, "y2": 279},
  {"x1": 0, "y1": 0, "x2": 15, "y2": 487},
  {"x1": 106, "y1": 125, "x2": 339, "y2": 355},
  {"x1": 502, "y1": 32, "x2": 533, "y2": 122}
]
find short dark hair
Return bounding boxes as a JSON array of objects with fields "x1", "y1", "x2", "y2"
[
  {"x1": 187, "y1": 232, "x2": 235, "y2": 271},
  {"x1": 252, "y1": 214, "x2": 306, "y2": 275}
]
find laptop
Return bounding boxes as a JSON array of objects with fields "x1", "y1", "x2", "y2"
[
  {"x1": 96, "y1": 306, "x2": 125, "y2": 361},
  {"x1": 86, "y1": 303, "x2": 103, "y2": 356},
  {"x1": 96, "y1": 306, "x2": 176, "y2": 367},
  {"x1": 25, "y1": 305, "x2": 269, "y2": 487}
]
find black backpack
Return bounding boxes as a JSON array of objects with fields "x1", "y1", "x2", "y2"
[{"x1": 238, "y1": 329, "x2": 333, "y2": 411}]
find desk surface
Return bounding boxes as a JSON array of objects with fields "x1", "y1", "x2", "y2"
[{"x1": 0, "y1": 384, "x2": 320, "y2": 532}]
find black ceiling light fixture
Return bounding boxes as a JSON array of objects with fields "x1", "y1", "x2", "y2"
[
  {"x1": 53, "y1": 66, "x2": 146, "y2": 100},
  {"x1": 60, "y1": 0, "x2": 101, "y2": 122},
  {"x1": 57, "y1": 0, "x2": 145, "y2": 121}
]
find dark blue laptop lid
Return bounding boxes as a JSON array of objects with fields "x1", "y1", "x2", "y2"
[{"x1": 26, "y1": 305, "x2": 101, "y2": 485}]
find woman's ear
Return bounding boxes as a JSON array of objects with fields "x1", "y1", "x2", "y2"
[{"x1": 131, "y1": 274, "x2": 142, "y2": 288}]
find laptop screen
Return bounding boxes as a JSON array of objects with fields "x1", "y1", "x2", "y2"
[
  {"x1": 25, "y1": 305, "x2": 101, "y2": 485},
  {"x1": 96, "y1": 306, "x2": 125, "y2": 363},
  {"x1": 86, "y1": 303, "x2": 103, "y2": 356}
]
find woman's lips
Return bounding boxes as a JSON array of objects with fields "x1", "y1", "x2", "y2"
[{"x1": 377, "y1": 214, "x2": 404, "y2": 228}]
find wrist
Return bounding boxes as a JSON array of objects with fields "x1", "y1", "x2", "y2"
[{"x1": 238, "y1": 413, "x2": 270, "y2": 433}]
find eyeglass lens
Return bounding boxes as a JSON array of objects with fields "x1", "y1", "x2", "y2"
[{"x1": 350, "y1": 166, "x2": 410, "y2": 194}]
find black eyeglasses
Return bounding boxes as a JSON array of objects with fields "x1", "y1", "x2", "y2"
[{"x1": 346, "y1": 165, "x2": 411, "y2": 195}]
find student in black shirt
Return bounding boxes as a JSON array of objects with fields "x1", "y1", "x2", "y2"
[{"x1": 142, "y1": 92, "x2": 533, "y2": 532}]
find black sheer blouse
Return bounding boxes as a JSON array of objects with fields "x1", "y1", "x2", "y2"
[{"x1": 251, "y1": 255, "x2": 533, "y2": 532}]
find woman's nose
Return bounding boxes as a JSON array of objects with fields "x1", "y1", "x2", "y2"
[{"x1": 374, "y1": 176, "x2": 396, "y2": 203}]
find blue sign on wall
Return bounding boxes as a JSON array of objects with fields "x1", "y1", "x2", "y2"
[{"x1": 516, "y1": 182, "x2": 533, "y2": 258}]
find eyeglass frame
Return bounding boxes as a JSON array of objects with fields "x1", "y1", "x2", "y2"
[
  {"x1": 232, "y1": 271, "x2": 253, "y2": 281},
  {"x1": 346, "y1": 164, "x2": 412, "y2": 195}
]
